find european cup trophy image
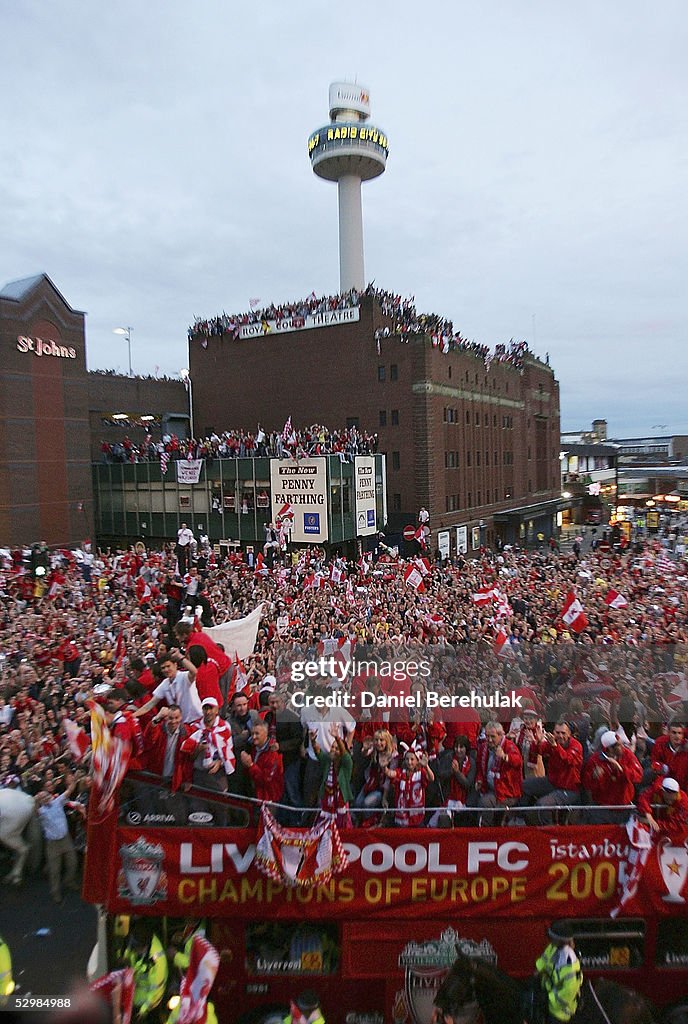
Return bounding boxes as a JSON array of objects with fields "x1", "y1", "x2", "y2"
[{"x1": 658, "y1": 837, "x2": 688, "y2": 903}]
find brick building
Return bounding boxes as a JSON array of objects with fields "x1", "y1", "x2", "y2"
[
  {"x1": 0, "y1": 274, "x2": 93, "y2": 546},
  {"x1": 189, "y1": 293, "x2": 562, "y2": 551},
  {"x1": 0, "y1": 273, "x2": 188, "y2": 547}
]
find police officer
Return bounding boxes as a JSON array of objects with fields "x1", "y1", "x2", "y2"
[
  {"x1": 535, "y1": 922, "x2": 583, "y2": 1023},
  {"x1": 122, "y1": 928, "x2": 168, "y2": 1018},
  {"x1": 283, "y1": 990, "x2": 325, "y2": 1024},
  {"x1": 0, "y1": 934, "x2": 13, "y2": 997}
]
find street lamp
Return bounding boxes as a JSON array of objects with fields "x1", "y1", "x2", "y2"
[
  {"x1": 180, "y1": 368, "x2": 194, "y2": 439},
  {"x1": 113, "y1": 326, "x2": 133, "y2": 376}
]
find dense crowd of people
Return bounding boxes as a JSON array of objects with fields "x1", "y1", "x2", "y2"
[
  {"x1": 188, "y1": 283, "x2": 547, "y2": 371},
  {"x1": 99, "y1": 423, "x2": 379, "y2": 465},
  {"x1": 188, "y1": 288, "x2": 361, "y2": 341},
  {"x1": 1, "y1": 530, "x2": 687, "y2": 856}
]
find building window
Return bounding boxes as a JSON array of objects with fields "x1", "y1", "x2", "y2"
[
  {"x1": 392, "y1": 451, "x2": 400, "y2": 470},
  {"x1": 391, "y1": 409, "x2": 399, "y2": 426},
  {"x1": 379, "y1": 410, "x2": 387, "y2": 427},
  {"x1": 390, "y1": 364, "x2": 398, "y2": 381},
  {"x1": 475, "y1": 412, "x2": 480, "y2": 425},
  {"x1": 393, "y1": 493, "x2": 401, "y2": 512},
  {"x1": 378, "y1": 365, "x2": 385, "y2": 381},
  {"x1": 466, "y1": 452, "x2": 471, "y2": 467},
  {"x1": 528, "y1": 479, "x2": 532, "y2": 492},
  {"x1": 476, "y1": 451, "x2": 480, "y2": 466},
  {"x1": 493, "y1": 415, "x2": 497, "y2": 426},
  {"x1": 346, "y1": 417, "x2": 359, "y2": 429},
  {"x1": 477, "y1": 491, "x2": 481, "y2": 505},
  {"x1": 466, "y1": 411, "x2": 470, "y2": 424},
  {"x1": 468, "y1": 492, "x2": 472, "y2": 507},
  {"x1": 485, "y1": 413, "x2": 489, "y2": 425},
  {"x1": 448, "y1": 365, "x2": 452, "y2": 379},
  {"x1": 528, "y1": 446, "x2": 531, "y2": 460}
]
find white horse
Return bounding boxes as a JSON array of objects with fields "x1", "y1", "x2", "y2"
[{"x1": 0, "y1": 788, "x2": 38, "y2": 884}]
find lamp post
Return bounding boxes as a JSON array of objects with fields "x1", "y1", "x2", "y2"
[
  {"x1": 113, "y1": 326, "x2": 133, "y2": 376},
  {"x1": 180, "y1": 368, "x2": 194, "y2": 439}
]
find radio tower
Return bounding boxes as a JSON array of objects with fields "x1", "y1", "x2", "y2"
[{"x1": 308, "y1": 82, "x2": 389, "y2": 293}]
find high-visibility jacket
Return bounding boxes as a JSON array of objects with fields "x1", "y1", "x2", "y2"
[
  {"x1": 0, "y1": 937, "x2": 13, "y2": 997},
  {"x1": 535, "y1": 943, "x2": 582, "y2": 1022},
  {"x1": 123, "y1": 934, "x2": 168, "y2": 1016},
  {"x1": 172, "y1": 926, "x2": 206, "y2": 972},
  {"x1": 283, "y1": 1015, "x2": 325, "y2": 1024},
  {"x1": 168, "y1": 999, "x2": 217, "y2": 1024}
]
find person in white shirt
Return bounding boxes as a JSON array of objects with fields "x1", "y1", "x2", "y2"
[
  {"x1": 299, "y1": 677, "x2": 355, "y2": 814},
  {"x1": 134, "y1": 651, "x2": 202, "y2": 725},
  {"x1": 176, "y1": 523, "x2": 195, "y2": 573}
]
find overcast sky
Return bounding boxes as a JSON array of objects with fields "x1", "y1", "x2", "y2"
[{"x1": 1, "y1": 1, "x2": 686, "y2": 436}]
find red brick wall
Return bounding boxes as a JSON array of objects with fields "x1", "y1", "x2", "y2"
[
  {"x1": 0, "y1": 278, "x2": 92, "y2": 546},
  {"x1": 188, "y1": 296, "x2": 561, "y2": 538}
]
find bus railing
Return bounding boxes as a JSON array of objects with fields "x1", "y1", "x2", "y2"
[{"x1": 119, "y1": 771, "x2": 639, "y2": 828}]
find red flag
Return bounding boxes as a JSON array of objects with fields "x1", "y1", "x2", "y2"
[
  {"x1": 89, "y1": 701, "x2": 134, "y2": 819},
  {"x1": 473, "y1": 586, "x2": 499, "y2": 606},
  {"x1": 414, "y1": 525, "x2": 428, "y2": 550},
  {"x1": 605, "y1": 588, "x2": 628, "y2": 609},
  {"x1": 63, "y1": 718, "x2": 90, "y2": 762},
  {"x1": 561, "y1": 591, "x2": 588, "y2": 633},
  {"x1": 494, "y1": 629, "x2": 512, "y2": 657},
  {"x1": 255, "y1": 805, "x2": 348, "y2": 889},
  {"x1": 234, "y1": 652, "x2": 249, "y2": 693},
  {"x1": 175, "y1": 935, "x2": 220, "y2": 1024},
  {"x1": 90, "y1": 968, "x2": 135, "y2": 1024},
  {"x1": 403, "y1": 563, "x2": 425, "y2": 592},
  {"x1": 278, "y1": 501, "x2": 294, "y2": 522}
]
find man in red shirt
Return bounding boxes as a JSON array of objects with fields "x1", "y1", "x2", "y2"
[
  {"x1": 175, "y1": 620, "x2": 233, "y2": 707},
  {"x1": 651, "y1": 722, "x2": 688, "y2": 783},
  {"x1": 142, "y1": 704, "x2": 193, "y2": 823},
  {"x1": 638, "y1": 777, "x2": 688, "y2": 838},
  {"x1": 475, "y1": 721, "x2": 523, "y2": 821},
  {"x1": 240, "y1": 719, "x2": 284, "y2": 810},
  {"x1": 526, "y1": 720, "x2": 583, "y2": 824},
  {"x1": 187, "y1": 646, "x2": 224, "y2": 708},
  {"x1": 582, "y1": 731, "x2": 643, "y2": 823}
]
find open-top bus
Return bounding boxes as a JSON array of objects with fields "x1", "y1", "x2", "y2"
[{"x1": 83, "y1": 778, "x2": 688, "y2": 1024}]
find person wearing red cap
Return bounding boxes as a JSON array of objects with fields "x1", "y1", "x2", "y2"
[
  {"x1": 637, "y1": 776, "x2": 688, "y2": 837},
  {"x1": 582, "y1": 731, "x2": 643, "y2": 823}
]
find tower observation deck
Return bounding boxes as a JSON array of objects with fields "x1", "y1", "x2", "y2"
[{"x1": 308, "y1": 82, "x2": 388, "y2": 293}]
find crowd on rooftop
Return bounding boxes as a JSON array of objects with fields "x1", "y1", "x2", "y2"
[
  {"x1": 188, "y1": 284, "x2": 546, "y2": 371},
  {"x1": 99, "y1": 424, "x2": 378, "y2": 464}
]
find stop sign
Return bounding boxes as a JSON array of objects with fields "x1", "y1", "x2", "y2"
[{"x1": 403, "y1": 525, "x2": 416, "y2": 541}]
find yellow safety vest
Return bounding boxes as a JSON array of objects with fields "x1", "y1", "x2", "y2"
[
  {"x1": 283, "y1": 1015, "x2": 325, "y2": 1024},
  {"x1": 124, "y1": 934, "x2": 168, "y2": 1016},
  {"x1": 0, "y1": 938, "x2": 13, "y2": 997},
  {"x1": 535, "y1": 943, "x2": 582, "y2": 1023},
  {"x1": 168, "y1": 999, "x2": 217, "y2": 1024}
]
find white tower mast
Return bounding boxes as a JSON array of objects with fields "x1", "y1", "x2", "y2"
[{"x1": 308, "y1": 82, "x2": 388, "y2": 293}]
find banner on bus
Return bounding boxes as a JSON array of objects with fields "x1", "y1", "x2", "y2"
[{"x1": 98, "y1": 825, "x2": 688, "y2": 921}]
